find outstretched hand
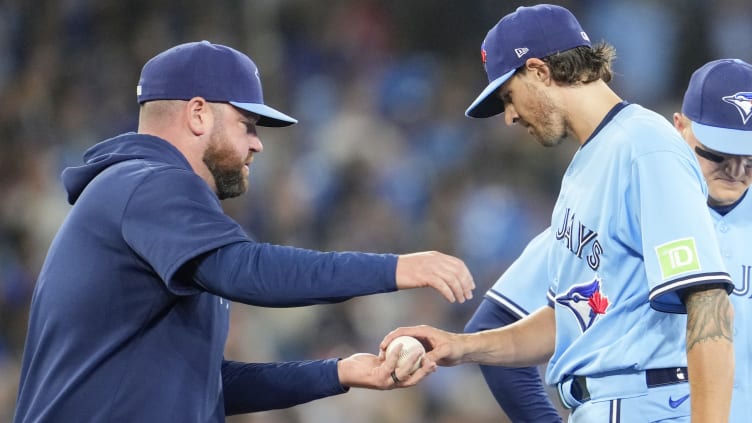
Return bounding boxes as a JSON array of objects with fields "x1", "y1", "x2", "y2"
[
  {"x1": 396, "y1": 251, "x2": 475, "y2": 303},
  {"x1": 337, "y1": 343, "x2": 436, "y2": 390}
]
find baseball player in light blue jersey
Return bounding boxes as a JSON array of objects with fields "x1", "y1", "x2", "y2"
[
  {"x1": 465, "y1": 229, "x2": 562, "y2": 422},
  {"x1": 381, "y1": 5, "x2": 735, "y2": 422},
  {"x1": 672, "y1": 58, "x2": 752, "y2": 423}
]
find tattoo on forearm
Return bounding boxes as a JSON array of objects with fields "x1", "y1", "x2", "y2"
[{"x1": 684, "y1": 285, "x2": 733, "y2": 351}]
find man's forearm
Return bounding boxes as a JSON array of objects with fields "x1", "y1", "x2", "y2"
[
  {"x1": 464, "y1": 306, "x2": 556, "y2": 367},
  {"x1": 684, "y1": 285, "x2": 734, "y2": 422}
]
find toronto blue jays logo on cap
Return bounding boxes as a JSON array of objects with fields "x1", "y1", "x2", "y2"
[
  {"x1": 722, "y1": 92, "x2": 752, "y2": 125},
  {"x1": 556, "y1": 276, "x2": 609, "y2": 332},
  {"x1": 682, "y1": 58, "x2": 752, "y2": 155}
]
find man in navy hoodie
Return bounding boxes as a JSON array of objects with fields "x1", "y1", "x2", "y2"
[{"x1": 13, "y1": 41, "x2": 475, "y2": 422}]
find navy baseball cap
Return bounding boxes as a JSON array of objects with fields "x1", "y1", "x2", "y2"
[
  {"x1": 137, "y1": 41, "x2": 297, "y2": 127},
  {"x1": 465, "y1": 4, "x2": 591, "y2": 118},
  {"x1": 682, "y1": 58, "x2": 752, "y2": 155}
]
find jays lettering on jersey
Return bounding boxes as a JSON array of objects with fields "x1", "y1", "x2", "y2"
[
  {"x1": 543, "y1": 102, "x2": 732, "y2": 385},
  {"x1": 709, "y1": 191, "x2": 752, "y2": 423},
  {"x1": 14, "y1": 133, "x2": 395, "y2": 422},
  {"x1": 485, "y1": 228, "x2": 553, "y2": 318}
]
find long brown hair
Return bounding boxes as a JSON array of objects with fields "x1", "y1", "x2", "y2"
[{"x1": 540, "y1": 42, "x2": 617, "y2": 85}]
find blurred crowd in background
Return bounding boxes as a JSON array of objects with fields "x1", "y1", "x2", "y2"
[{"x1": 0, "y1": 0, "x2": 750, "y2": 422}]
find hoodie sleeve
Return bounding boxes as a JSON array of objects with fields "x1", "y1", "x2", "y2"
[
  {"x1": 123, "y1": 167, "x2": 398, "y2": 302},
  {"x1": 191, "y1": 241, "x2": 397, "y2": 306},
  {"x1": 222, "y1": 359, "x2": 348, "y2": 414}
]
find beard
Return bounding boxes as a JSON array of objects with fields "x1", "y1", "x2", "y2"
[
  {"x1": 203, "y1": 130, "x2": 249, "y2": 200},
  {"x1": 532, "y1": 117, "x2": 568, "y2": 148},
  {"x1": 522, "y1": 81, "x2": 568, "y2": 147}
]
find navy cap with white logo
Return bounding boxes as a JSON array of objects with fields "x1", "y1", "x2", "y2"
[
  {"x1": 465, "y1": 4, "x2": 591, "y2": 119},
  {"x1": 137, "y1": 41, "x2": 297, "y2": 127},
  {"x1": 682, "y1": 58, "x2": 752, "y2": 155}
]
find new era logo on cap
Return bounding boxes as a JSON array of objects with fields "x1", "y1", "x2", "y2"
[
  {"x1": 682, "y1": 58, "x2": 752, "y2": 155},
  {"x1": 466, "y1": 4, "x2": 592, "y2": 119}
]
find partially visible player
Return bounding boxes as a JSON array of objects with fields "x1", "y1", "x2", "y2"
[
  {"x1": 382, "y1": 5, "x2": 734, "y2": 422},
  {"x1": 673, "y1": 58, "x2": 752, "y2": 423},
  {"x1": 464, "y1": 229, "x2": 562, "y2": 422},
  {"x1": 464, "y1": 57, "x2": 752, "y2": 423}
]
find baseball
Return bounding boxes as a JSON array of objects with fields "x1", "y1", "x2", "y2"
[{"x1": 386, "y1": 335, "x2": 426, "y2": 375}]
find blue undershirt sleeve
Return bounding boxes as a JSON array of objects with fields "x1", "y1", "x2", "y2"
[
  {"x1": 192, "y1": 241, "x2": 398, "y2": 306},
  {"x1": 222, "y1": 358, "x2": 348, "y2": 414},
  {"x1": 464, "y1": 299, "x2": 562, "y2": 422}
]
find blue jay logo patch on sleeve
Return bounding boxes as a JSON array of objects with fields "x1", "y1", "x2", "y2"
[{"x1": 556, "y1": 276, "x2": 609, "y2": 332}]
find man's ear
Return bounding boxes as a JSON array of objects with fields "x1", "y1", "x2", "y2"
[
  {"x1": 673, "y1": 112, "x2": 686, "y2": 131},
  {"x1": 672, "y1": 113, "x2": 695, "y2": 147},
  {"x1": 523, "y1": 58, "x2": 551, "y2": 84},
  {"x1": 186, "y1": 97, "x2": 212, "y2": 136}
]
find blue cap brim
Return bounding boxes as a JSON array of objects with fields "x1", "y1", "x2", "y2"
[
  {"x1": 691, "y1": 121, "x2": 752, "y2": 155},
  {"x1": 230, "y1": 101, "x2": 298, "y2": 127},
  {"x1": 465, "y1": 69, "x2": 516, "y2": 118}
]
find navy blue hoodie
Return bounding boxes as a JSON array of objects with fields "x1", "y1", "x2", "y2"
[{"x1": 14, "y1": 133, "x2": 397, "y2": 422}]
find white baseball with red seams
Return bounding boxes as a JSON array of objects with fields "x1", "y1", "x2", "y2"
[{"x1": 386, "y1": 335, "x2": 426, "y2": 374}]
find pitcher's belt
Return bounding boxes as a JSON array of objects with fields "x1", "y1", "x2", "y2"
[{"x1": 558, "y1": 367, "x2": 688, "y2": 409}]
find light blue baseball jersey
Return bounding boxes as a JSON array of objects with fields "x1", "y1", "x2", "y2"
[
  {"x1": 485, "y1": 228, "x2": 552, "y2": 318},
  {"x1": 711, "y1": 191, "x2": 752, "y2": 423},
  {"x1": 544, "y1": 102, "x2": 732, "y2": 385}
]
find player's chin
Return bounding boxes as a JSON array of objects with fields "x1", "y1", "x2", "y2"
[
  {"x1": 216, "y1": 180, "x2": 249, "y2": 200},
  {"x1": 708, "y1": 192, "x2": 741, "y2": 207}
]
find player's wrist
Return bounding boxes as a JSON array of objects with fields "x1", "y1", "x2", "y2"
[
  {"x1": 335, "y1": 357, "x2": 350, "y2": 386},
  {"x1": 462, "y1": 330, "x2": 504, "y2": 365},
  {"x1": 335, "y1": 357, "x2": 355, "y2": 390}
]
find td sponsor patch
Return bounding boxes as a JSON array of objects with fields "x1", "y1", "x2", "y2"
[{"x1": 655, "y1": 238, "x2": 701, "y2": 279}]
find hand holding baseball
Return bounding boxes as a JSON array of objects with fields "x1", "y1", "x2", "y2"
[
  {"x1": 381, "y1": 325, "x2": 467, "y2": 367},
  {"x1": 385, "y1": 336, "x2": 426, "y2": 380},
  {"x1": 395, "y1": 251, "x2": 475, "y2": 303},
  {"x1": 337, "y1": 336, "x2": 434, "y2": 390}
]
